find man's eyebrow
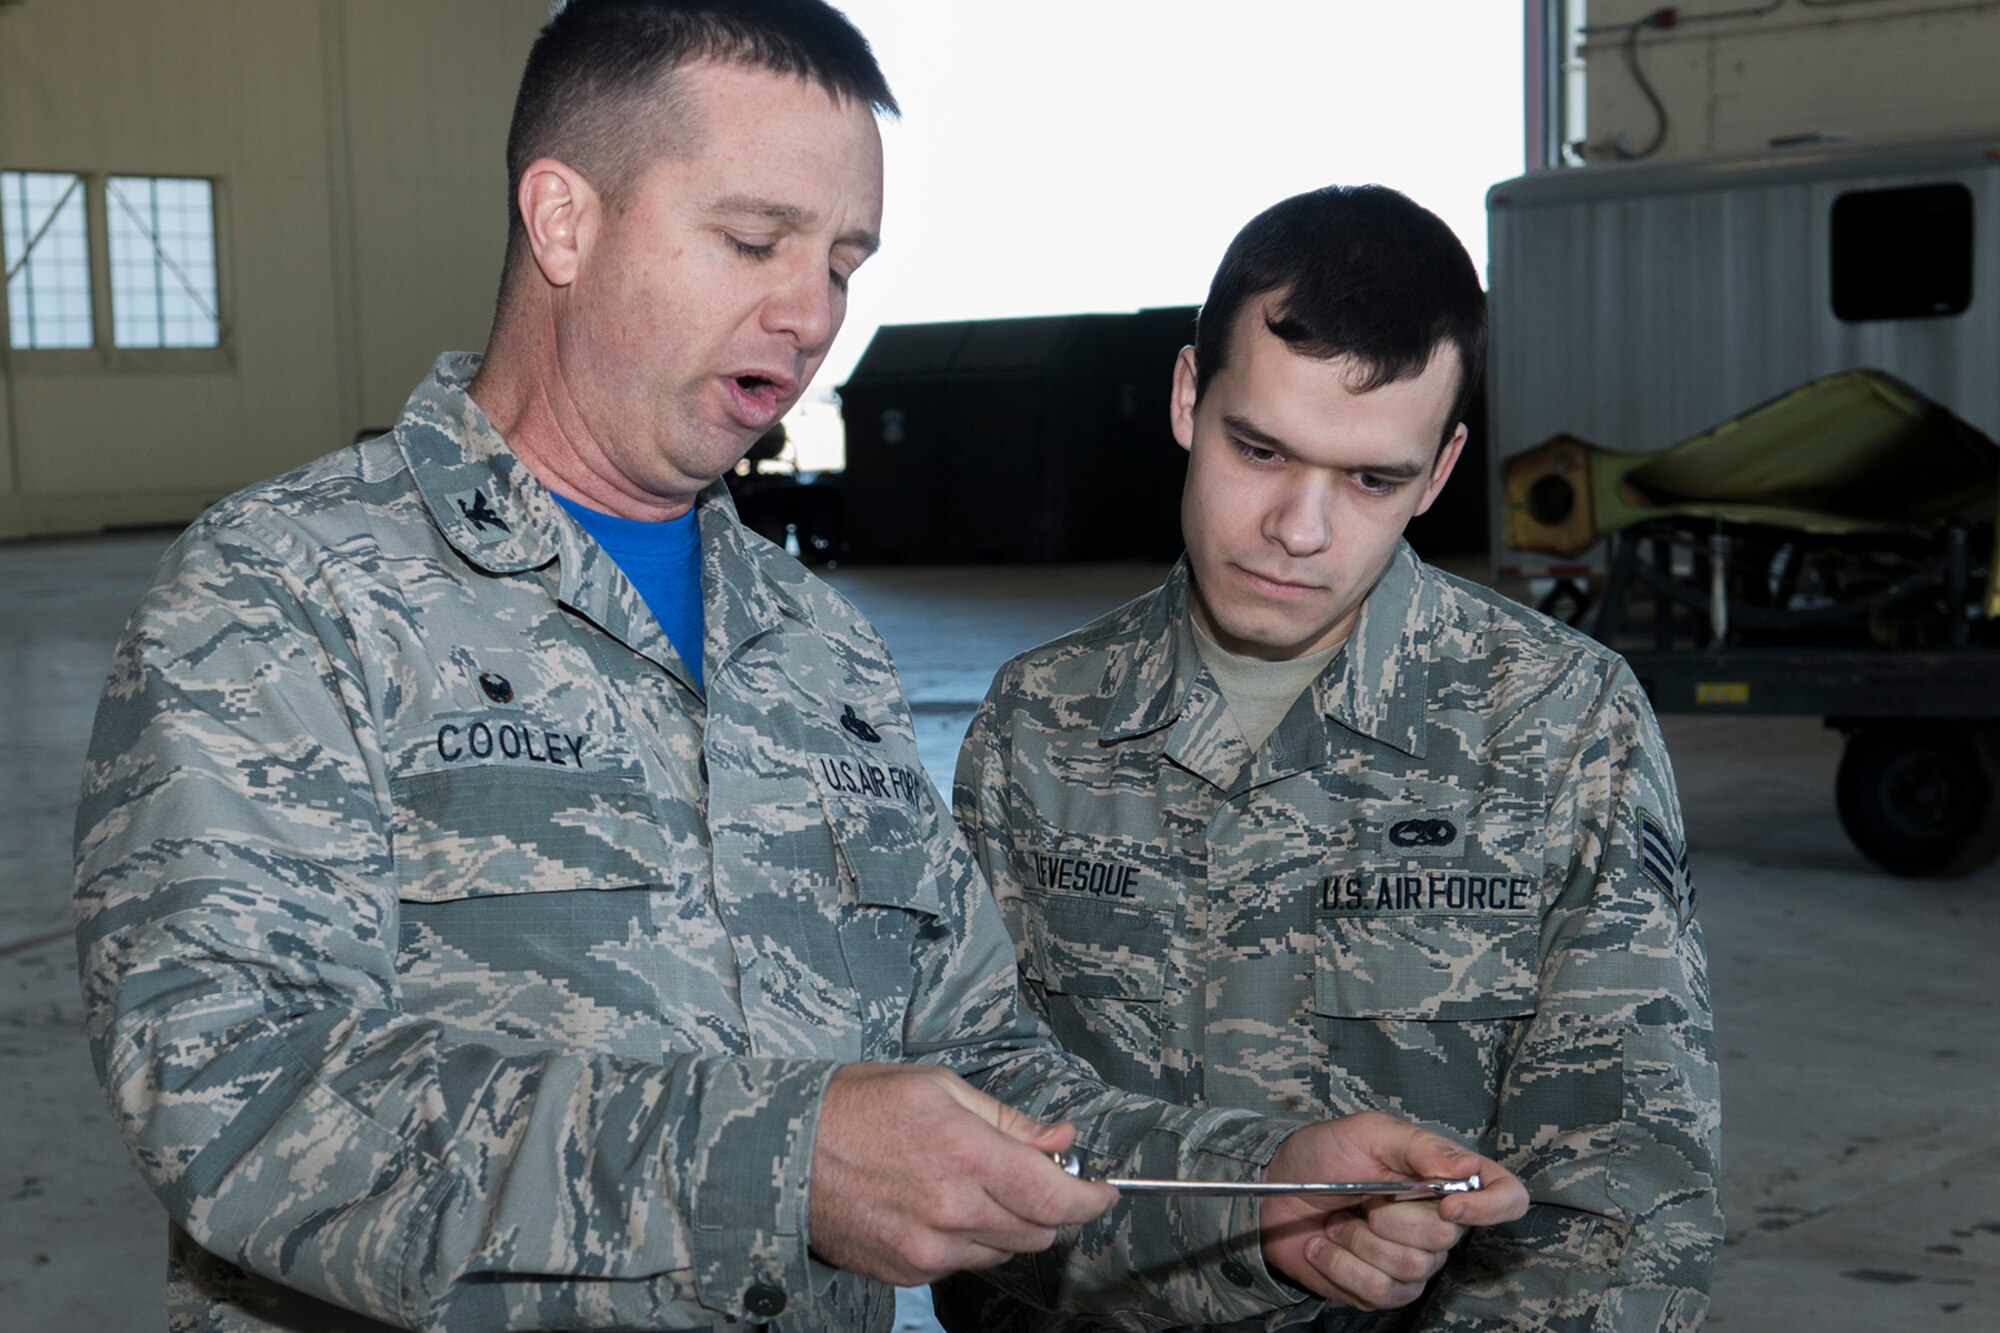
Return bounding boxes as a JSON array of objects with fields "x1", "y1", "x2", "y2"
[
  {"x1": 1221, "y1": 413, "x2": 1292, "y2": 454},
  {"x1": 1350, "y1": 459, "x2": 1428, "y2": 480},
  {"x1": 1220, "y1": 412, "x2": 1428, "y2": 479},
  {"x1": 709, "y1": 195, "x2": 880, "y2": 257},
  {"x1": 711, "y1": 194, "x2": 810, "y2": 222}
]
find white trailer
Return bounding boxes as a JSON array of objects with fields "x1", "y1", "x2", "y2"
[{"x1": 1485, "y1": 134, "x2": 2000, "y2": 579}]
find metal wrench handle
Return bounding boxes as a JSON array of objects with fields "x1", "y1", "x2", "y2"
[{"x1": 1048, "y1": 1151, "x2": 1481, "y2": 1197}]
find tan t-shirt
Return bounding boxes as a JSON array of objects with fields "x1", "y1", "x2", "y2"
[{"x1": 1189, "y1": 614, "x2": 1343, "y2": 754}]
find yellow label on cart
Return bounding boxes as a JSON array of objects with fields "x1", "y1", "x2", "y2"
[{"x1": 1694, "y1": 681, "x2": 1750, "y2": 706}]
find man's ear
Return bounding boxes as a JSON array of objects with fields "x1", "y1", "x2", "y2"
[
  {"x1": 1413, "y1": 422, "x2": 1469, "y2": 517},
  {"x1": 1170, "y1": 346, "x2": 1198, "y2": 453},
  {"x1": 516, "y1": 157, "x2": 597, "y2": 289}
]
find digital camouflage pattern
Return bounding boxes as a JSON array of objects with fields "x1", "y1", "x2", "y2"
[
  {"x1": 74, "y1": 354, "x2": 1328, "y2": 1333},
  {"x1": 943, "y1": 547, "x2": 1723, "y2": 1333}
]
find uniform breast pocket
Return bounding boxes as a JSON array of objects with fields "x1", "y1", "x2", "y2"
[
  {"x1": 387, "y1": 753, "x2": 689, "y2": 1056},
  {"x1": 389, "y1": 762, "x2": 672, "y2": 901},
  {"x1": 815, "y1": 779, "x2": 942, "y2": 1063},
  {"x1": 1312, "y1": 914, "x2": 1540, "y2": 1021},
  {"x1": 1309, "y1": 913, "x2": 1540, "y2": 1136},
  {"x1": 1021, "y1": 891, "x2": 1171, "y2": 1096}
]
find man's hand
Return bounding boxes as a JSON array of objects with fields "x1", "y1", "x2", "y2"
[
  {"x1": 1259, "y1": 1112, "x2": 1528, "y2": 1310},
  {"x1": 807, "y1": 1063, "x2": 1120, "y2": 1286}
]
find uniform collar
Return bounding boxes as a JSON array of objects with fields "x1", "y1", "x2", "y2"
[
  {"x1": 1320, "y1": 541, "x2": 1434, "y2": 760},
  {"x1": 397, "y1": 352, "x2": 564, "y2": 574},
  {"x1": 396, "y1": 351, "x2": 801, "y2": 685},
  {"x1": 1099, "y1": 543, "x2": 1435, "y2": 760},
  {"x1": 697, "y1": 485, "x2": 798, "y2": 663},
  {"x1": 1099, "y1": 559, "x2": 1205, "y2": 743}
]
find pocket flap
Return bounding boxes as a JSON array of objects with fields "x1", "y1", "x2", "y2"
[
  {"x1": 390, "y1": 765, "x2": 669, "y2": 902},
  {"x1": 1025, "y1": 892, "x2": 1168, "y2": 1001},
  {"x1": 810, "y1": 760, "x2": 942, "y2": 917},
  {"x1": 1314, "y1": 916, "x2": 1539, "y2": 1020}
]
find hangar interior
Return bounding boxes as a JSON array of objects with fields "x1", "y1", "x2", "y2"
[{"x1": 2, "y1": 2, "x2": 1997, "y2": 1329}]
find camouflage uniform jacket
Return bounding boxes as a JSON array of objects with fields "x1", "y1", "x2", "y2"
[
  {"x1": 948, "y1": 546, "x2": 1722, "y2": 1333},
  {"x1": 73, "y1": 354, "x2": 1328, "y2": 1333}
]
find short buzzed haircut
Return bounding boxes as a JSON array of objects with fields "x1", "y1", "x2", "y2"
[
  {"x1": 1193, "y1": 185, "x2": 1487, "y2": 449},
  {"x1": 502, "y1": 0, "x2": 897, "y2": 258}
]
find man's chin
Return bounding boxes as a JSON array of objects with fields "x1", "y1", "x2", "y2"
[{"x1": 1208, "y1": 613, "x2": 1326, "y2": 662}]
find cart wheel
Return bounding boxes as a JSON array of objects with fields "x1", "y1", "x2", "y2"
[{"x1": 1834, "y1": 724, "x2": 2000, "y2": 878}]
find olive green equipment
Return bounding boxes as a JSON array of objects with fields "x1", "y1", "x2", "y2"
[
  {"x1": 1501, "y1": 369, "x2": 2000, "y2": 620},
  {"x1": 1501, "y1": 369, "x2": 2000, "y2": 880}
]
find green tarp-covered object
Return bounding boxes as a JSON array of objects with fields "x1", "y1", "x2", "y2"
[{"x1": 1502, "y1": 369, "x2": 2000, "y2": 616}]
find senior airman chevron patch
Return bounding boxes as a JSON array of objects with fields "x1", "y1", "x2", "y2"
[{"x1": 1638, "y1": 807, "x2": 1694, "y2": 927}]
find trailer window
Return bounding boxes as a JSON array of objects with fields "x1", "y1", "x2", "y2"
[{"x1": 1830, "y1": 184, "x2": 1972, "y2": 322}]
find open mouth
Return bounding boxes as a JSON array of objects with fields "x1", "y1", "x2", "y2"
[{"x1": 725, "y1": 373, "x2": 788, "y2": 428}]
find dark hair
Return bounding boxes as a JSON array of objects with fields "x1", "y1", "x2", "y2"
[
  {"x1": 503, "y1": 0, "x2": 897, "y2": 251},
  {"x1": 1192, "y1": 185, "x2": 1486, "y2": 447}
]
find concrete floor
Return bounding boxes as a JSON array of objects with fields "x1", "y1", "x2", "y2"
[{"x1": 2, "y1": 534, "x2": 1996, "y2": 1329}]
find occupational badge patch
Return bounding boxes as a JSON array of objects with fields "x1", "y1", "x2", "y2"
[{"x1": 1374, "y1": 809, "x2": 1467, "y2": 858}]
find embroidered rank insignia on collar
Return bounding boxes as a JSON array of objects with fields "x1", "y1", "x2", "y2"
[
  {"x1": 450, "y1": 488, "x2": 510, "y2": 535},
  {"x1": 1638, "y1": 807, "x2": 1695, "y2": 927}
]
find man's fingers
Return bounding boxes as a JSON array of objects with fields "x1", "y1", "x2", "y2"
[
  {"x1": 875, "y1": 1236, "x2": 1018, "y2": 1288},
  {"x1": 1399, "y1": 1129, "x2": 1488, "y2": 1180},
  {"x1": 945, "y1": 1240, "x2": 1017, "y2": 1277},
  {"x1": 1440, "y1": 1168, "x2": 1528, "y2": 1226},
  {"x1": 1368, "y1": 1120, "x2": 1520, "y2": 1224},
  {"x1": 937, "y1": 1070, "x2": 1074, "y2": 1150},
  {"x1": 1398, "y1": 1139, "x2": 1527, "y2": 1226},
  {"x1": 1261, "y1": 1114, "x2": 1530, "y2": 1306},
  {"x1": 892, "y1": 1153, "x2": 1111, "y2": 1276},
  {"x1": 1321, "y1": 1212, "x2": 1452, "y2": 1288},
  {"x1": 811, "y1": 1064, "x2": 1121, "y2": 1285},
  {"x1": 978, "y1": 1140, "x2": 1120, "y2": 1231},
  {"x1": 1262, "y1": 1114, "x2": 1530, "y2": 1228},
  {"x1": 1344, "y1": 1198, "x2": 1465, "y2": 1255},
  {"x1": 1276, "y1": 1206, "x2": 1453, "y2": 1312},
  {"x1": 941, "y1": 1099, "x2": 1114, "y2": 1232},
  {"x1": 1299, "y1": 1231, "x2": 1430, "y2": 1313}
]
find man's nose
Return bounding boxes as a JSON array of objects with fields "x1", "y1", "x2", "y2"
[
  {"x1": 764, "y1": 256, "x2": 837, "y2": 352},
  {"x1": 1265, "y1": 481, "x2": 1334, "y2": 557}
]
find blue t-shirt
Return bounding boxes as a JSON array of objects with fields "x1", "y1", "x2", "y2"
[{"x1": 553, "y1": 493, "x2": 705, "y2": 691}]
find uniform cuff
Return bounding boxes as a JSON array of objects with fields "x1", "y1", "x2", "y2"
[
  {"x1": 686, "y1": 1057, "x2": 840, "y2": 1321},
  {"x1": 1188, "y1": 1117, "x2": 1325, "y2": 1323},
  {"x1": 1069, "y1": 1113, "x2": 1320, "y2": 1326}
]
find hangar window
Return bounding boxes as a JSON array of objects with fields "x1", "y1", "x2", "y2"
[
  {"x1": 107, "y1": 176, "x2": 221, "y2": 349},
  {"x1": 2, "y1": 170, "x2": 95, "y2": 350},
  {"x1": 1830, "y1": 183, "x2": 1973, "y2": 322}
]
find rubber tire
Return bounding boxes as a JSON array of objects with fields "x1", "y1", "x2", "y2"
[{"x1": 1835, "y1": 723, "x2": 2000, "y2": 878}]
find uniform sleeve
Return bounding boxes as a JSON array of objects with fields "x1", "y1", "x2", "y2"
[
  {"x1": 73, "y1": 518, "x2": 835, "y2": 1331},
  {"x1": 910, "y1": 669, "x2": 1319, "y2": 1332},
  {"x1": 1416, "y1": 663, "x2": 1722, "y2": 1332}
]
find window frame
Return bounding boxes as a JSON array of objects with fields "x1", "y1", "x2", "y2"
[
  {"x1": 0, "y1": 168, "x2": 233, "y2": 373},
  {"x1": 1, "y1": 168, "x2": 102, "y2": 371}
]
